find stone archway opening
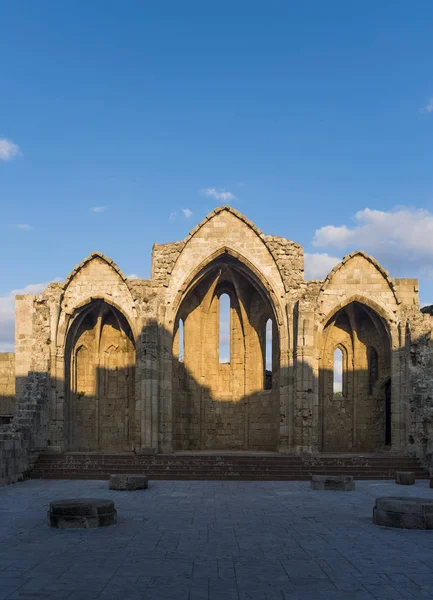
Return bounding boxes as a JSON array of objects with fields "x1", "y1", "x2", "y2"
[
  {"x1": 319, "y1": 301, "x2": 391, "y2": 452},
  {"x1": 65, "y1": 299, "x2": 136, "y2": 452},
  {"x1": 172, "y1": 254, "x2": 280, "y2": 451}
]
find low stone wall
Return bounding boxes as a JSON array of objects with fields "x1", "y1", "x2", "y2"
[{"x1": 0, "y1": 372, "x2": 49, "y2": 487}]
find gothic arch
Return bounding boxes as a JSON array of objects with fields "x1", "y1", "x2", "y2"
[
  {"x1": 64, "y1": 299, "x2": 136, "y2": 452},
  {"x1": 172, "y1": 253, "x2": 280, "y2": 452},
  {"x1": 319, "y1": 300, "x2": 391, "y2": 452},
  {"x1": 171, "y1": 246, "x2": 284, "y2": 328}
]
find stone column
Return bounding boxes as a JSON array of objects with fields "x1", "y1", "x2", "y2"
[{"x1": 14, "y1": 295, "x2": 36, "y2": 405}]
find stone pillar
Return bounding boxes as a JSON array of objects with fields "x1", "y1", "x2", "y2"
[
  {"x1": 294, "y1": 310, "x2": 316, "y2": 453},
  {"x1": 278, "y1": 304, "x2": 291, "y2": 453},
  {"x1": 140, "y1": 319, "x2": 159, "y2": 454},
  {"x1": 14, "y1": 295, "x2": 36, "y2": 404},
  {"x1": 390, "y1": 323, "x2": 405, "y2": 453}
]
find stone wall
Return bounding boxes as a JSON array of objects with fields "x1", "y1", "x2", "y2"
[
  {"x1": 3, "y1": 205, "x2": 433, "y2": 486},
  {"x1": 0, "y1": 372, "x2": 50, "y2": 486}
]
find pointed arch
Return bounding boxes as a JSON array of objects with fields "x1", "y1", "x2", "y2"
[
  {"x1": 172, "y1": 252, "x2": 280, "y2": 452},
  {"x1": 65, "y1": 299, "x2": 136, "y2": 452},
  {"x1": 171, "y1": 246, "x2": 283, "y2": 327},
  {"x1": 319, "y1": 300, "x2": 391, "y2": 452}
]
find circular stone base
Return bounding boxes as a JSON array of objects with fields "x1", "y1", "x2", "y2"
[
  {"x1": 373, "y1": 496, "x2": 433, "y2": 529},
  {"x1": 109, "y1": 474, "x2": 148, "y2": 491},
  {"x1": 48, "y1": 498, "x2": 117, "y2": 529}
]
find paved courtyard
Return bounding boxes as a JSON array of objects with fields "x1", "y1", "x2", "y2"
[{"x1": 1, "y1": 479, "x2": 433, "y2": 600}]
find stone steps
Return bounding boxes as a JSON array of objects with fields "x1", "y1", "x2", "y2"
[{"x1": 30, "y1": 453, "x2": 429, "y2": 481}]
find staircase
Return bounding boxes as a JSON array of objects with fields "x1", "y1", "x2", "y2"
[{"x1": 30, "y1": 453, "x2": 429, "y2": 481}]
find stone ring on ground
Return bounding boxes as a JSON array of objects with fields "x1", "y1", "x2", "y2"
[{"x1": 373, "y1": 496, "x2": 433, "y2": 529}]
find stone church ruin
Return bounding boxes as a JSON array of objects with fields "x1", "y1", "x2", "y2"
[{"x1": 1, "y1": 206, "x2": 433, "y2": 484}]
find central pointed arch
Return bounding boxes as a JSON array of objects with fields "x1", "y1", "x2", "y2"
[{"x1": 172, "y1": 253, "x2": 280, "y2": 451}]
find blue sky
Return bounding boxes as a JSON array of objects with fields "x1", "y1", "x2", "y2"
[{"x1": 2, "y1": 1, "x2": 433, "y2": 350}]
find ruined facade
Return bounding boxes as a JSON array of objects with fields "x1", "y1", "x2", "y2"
[{"x1": 2, "y1": 206, "x2": 433, "y2": 483}]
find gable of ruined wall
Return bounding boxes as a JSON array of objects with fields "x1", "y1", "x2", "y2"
[
  {"x1": 163, "y1": 210, "x2": 287, "y2": 325},
  {"x1": 59, "y1": 256, "x2": 137, "y2": 339},
  {"x1": 318, "y1": 254, "x2": 399, "y2": 323}
]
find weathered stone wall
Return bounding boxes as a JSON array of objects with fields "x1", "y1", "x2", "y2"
[
  {"x1": 0, "y1": 353, "x2": 15, "y2": 417},
  {"x1": 4, "y1": 205, "x2": 433, "y2": 486},
  {"x1": 0, "y1": 372, "x2": 50, "y2": 487}
]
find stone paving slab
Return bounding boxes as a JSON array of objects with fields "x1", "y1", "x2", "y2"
[{"x1": 1, "y1": 480, "x2": 433, "y2": 599}]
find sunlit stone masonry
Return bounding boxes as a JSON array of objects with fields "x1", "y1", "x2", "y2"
[{"x1": 1, "y1": 206, "x2": 433, "y2": 484}]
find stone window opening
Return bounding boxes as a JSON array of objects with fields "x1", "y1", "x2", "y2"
[
  {"x1": 333, "y1": 346, "x2": 344, "y2": 398},
  {"x1": 219, "y1": 293, "x2": 231, "y2": 364},
  {"x1": 264, "y1": 318, "x2": 273, "y2": 390},
  {"x1": 178, "y1": 318, "x2": 185, "y2": 362},
  {"x1": 368, "y1": 346, "x2": 378, "y2": 396}
]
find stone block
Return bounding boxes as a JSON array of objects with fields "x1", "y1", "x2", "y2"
[
  {"x1": 373, "y1": 496, "x2": 433, "y2": 529},
  {"x1": 395, "y1": 471, "x2": 416, "y2": 485},
  {"x1": 310, "y1": 475, "x2": 355, "y2": 491},
  {"x1": 109, "y1": 474, "x2": 148, "y2": 491},
  {"x1": 48, "y1": 498, "x2": 117, "y2": 529}
]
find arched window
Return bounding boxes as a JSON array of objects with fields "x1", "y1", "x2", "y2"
[
  {"x1": 178, "y1": 318, "x2": 184, "y2": 362},
  {"x1": 368, "y1": 347, "x2": 378, "y2": 395},
  {"x1": 264, "y1": 318, "x2": 272, "y2": 390},
  {"x1": 333, "y1": 347, "x2": 343, "y2": 396},
  {"x1": 219, "y1": 294, "x2": 231, "y2": 363}
]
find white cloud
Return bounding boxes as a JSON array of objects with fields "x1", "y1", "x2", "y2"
[
  {"x1": 200, "y1": 188, "x2": 237, "y2": 202},
  {"x1": 312, "y1": 206, "x2": 433, "y2": 280},
  {"x1": 169, "y1": 211, "x2": 177, "y2": 221},
  {"x1": 14, "y1": 224, "x2": 33, "y2": 231},
  {"x1": 421, "y1": 96, "x2": 433, "y2": 113},
  {"x1": 91, "y1": 206, "x2": 107, "y2": 213},
  {"x1": 0, "y1": 281, "x2": 55, "y2": 352},
  {"x1": 313, "y1": 224, "x2": 353, "y2": 248},
  {"x1": 304, "y1": 253, "x2": 341, "y2": 280},
  {"x1": 182, "y1": 208, "x2": 193, "y2": 218},
  {"x1": 0, "y1": 138, "x2": 22, "y2": 161},
  {"x1": 127, "y1": 273, "x2": 139, "y2": 279}
]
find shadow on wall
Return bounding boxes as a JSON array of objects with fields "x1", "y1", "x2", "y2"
[
  {"x1": 2, "y1": 298, "x2": 433, "y2": 486},
  {"x1": 0, "y1": 321, "x2": 418, "y2": 459}
]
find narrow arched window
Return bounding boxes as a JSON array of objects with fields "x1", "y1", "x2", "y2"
[
  {"x1": 219, "y1": 294, "x2": 231, "y2": 363},
  {"x1": 264, "y1": 318, "x2": 272, "y2": 390},
  {"x1": 333, "y1": 348, "x2": 343, "y2": 396},
  {"x1": 368, "y1": 347, "x2": 378, "y2": 395},
  {"x1": 178, "y1": 318, "x2": 184, "y2": 362}
]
